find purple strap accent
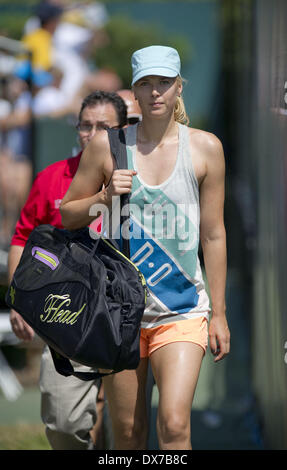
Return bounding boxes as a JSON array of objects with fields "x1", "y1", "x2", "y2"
[{"x1": 32, "y1": 246, "x2": 59, "y2": 270}]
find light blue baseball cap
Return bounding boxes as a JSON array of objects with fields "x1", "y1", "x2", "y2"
[{"x1": 131, "y1": 45, "x2": 181, "y2": 86}]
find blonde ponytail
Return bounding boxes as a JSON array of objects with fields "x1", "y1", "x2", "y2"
[{"x1": 174, "y1": 77, "x2": 190, "y2": 126}]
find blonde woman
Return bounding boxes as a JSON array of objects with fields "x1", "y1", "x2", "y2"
[{"x1": 61, "y1": 45, "x2": 230, "y2": 450}]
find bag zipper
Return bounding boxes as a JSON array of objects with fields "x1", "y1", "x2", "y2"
[
  {"x1": 34, "y1": 250, "x2": 58, "y2": 268},
  {"x1": 101, "y1": 238, "x2": 148, "y2": 302}
]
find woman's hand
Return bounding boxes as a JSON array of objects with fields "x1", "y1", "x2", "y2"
[
  {"x1": 208, "y1": 314, "x2": 230, "y2": 362},
  {"x1": 105, "y1": 169, "x2": 137, "y2": 202}
]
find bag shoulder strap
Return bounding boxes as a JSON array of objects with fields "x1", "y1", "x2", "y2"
[
  {"x1": 106, "y1": 128, "x2": 130, "y2": 258},
  {"x1": 107, "y1": 127, "x2": 128, "y2": 170}
]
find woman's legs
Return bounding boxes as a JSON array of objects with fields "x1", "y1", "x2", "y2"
[
  {"x1": 103, "y1": 358, "x2": 149, "y2": 450},
  {"x1": 150, "y1": 341, "x2": 204, "y2": 450}
]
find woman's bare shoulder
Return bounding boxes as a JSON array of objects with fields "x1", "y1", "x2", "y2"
[
  {"x1": 187, "y1": 127, "x2": 224, "y2": 156},
  {"x1": 77, "y1": 130, "x2": 115, "y2": 184},
  {"x1": 82, "y1": 130, "x2": 112, "y2": 165}
]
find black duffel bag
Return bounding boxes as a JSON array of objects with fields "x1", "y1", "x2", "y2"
[{"x1": 5, "y1": 129, "x2": 147, "y2": 380}]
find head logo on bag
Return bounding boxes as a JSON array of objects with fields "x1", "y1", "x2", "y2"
[{"x1": 41, "y1": 293, "x2": 87, "y2": 325}]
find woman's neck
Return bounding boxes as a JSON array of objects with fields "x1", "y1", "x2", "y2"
[{"x1": 137, "y1": 115, "x2": 178, "y2": 145}]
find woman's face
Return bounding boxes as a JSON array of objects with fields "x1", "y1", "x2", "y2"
[{"x1": 133, "y1": 75, "x2": 182, "y2": 119}]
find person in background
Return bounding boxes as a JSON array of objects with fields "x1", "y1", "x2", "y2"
[
  {"x1": 20, "y1": 1, "x2": 122, "y2": 116},
  {"x1": 21, "y1": 2, "x2": 63, "y2": 81},
  {"x1": 51, "y1": 1, "x2": 122, "y2": 100},
  {"x1": 32, "y1": 66, "x2": 82, "y2": 118},
  {"x1": 8, "y1": 90, "x2": 127, "y2": 450},
  {"x1": 0, "y1": 76, "x2": 33, "y2": 248},
  {"x1": 117, "y1": 89, "x2": 142, "y2": 125}
]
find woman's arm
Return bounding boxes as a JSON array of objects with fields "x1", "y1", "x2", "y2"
[
  {"x1": 199, "y1": 134, "x2": 230, "y2": 362},
  {"x1": 60, "y1": 130, "x2": 137, "y2": 230},
  {"x1": 60, "y1": 131, "x2": 113, "y2": 230}
]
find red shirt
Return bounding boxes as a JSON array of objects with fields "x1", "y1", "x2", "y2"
[{"x1": 11, "y1": 152, "x2": 102, "y2": 246}]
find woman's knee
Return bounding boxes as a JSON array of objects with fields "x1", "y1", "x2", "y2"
[
  {"x1": 158, "y1": 412, "x2": 190, "y2": 445},
  {"x1": 114, "y1": 416, "x2": 148, "y2": 450}
]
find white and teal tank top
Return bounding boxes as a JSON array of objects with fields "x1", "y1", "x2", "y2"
[{"x1": 107, "y1": 123, "x2": 210, "y2": 328}]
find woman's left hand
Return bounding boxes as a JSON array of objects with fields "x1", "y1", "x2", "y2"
[{"x1": 208, "y1": 314, "x2": 230, "y2": 362}]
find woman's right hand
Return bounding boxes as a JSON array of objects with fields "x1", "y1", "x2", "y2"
[{"x1": 105, "y1": 169, "x2": 137, "y2": 202}]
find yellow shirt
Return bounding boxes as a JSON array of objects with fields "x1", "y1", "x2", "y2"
[{"x1": 22, "y1": 28, "x2": 52, "y2": 70}]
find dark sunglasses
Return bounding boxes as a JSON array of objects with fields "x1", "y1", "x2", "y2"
[{"x1": 127, "y1": 116, "x2": 141, "y2": 125}]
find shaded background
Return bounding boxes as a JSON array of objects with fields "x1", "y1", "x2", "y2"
[{"x1": 0, "y1": 0, "x2": 286, "y2": 450}]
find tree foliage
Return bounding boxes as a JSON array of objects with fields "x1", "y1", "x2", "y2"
[
  {"x1": 94, "y1": 15, "x2": 189, "y2": 88},
  {"x1": 0, "y1": 3, "x2": 190, "y2": 88}
]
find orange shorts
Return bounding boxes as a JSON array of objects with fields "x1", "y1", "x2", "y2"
[{"x1": 140, "y1": 316, "x2": 209, "y2": 358}]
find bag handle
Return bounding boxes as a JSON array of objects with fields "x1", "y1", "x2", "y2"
[
  {"x1": 49, "y1": 347, "x2": 115, "y2": 381},
  {"x1": 107, "y1": 128, "x2": 130, "y2": 258}
]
